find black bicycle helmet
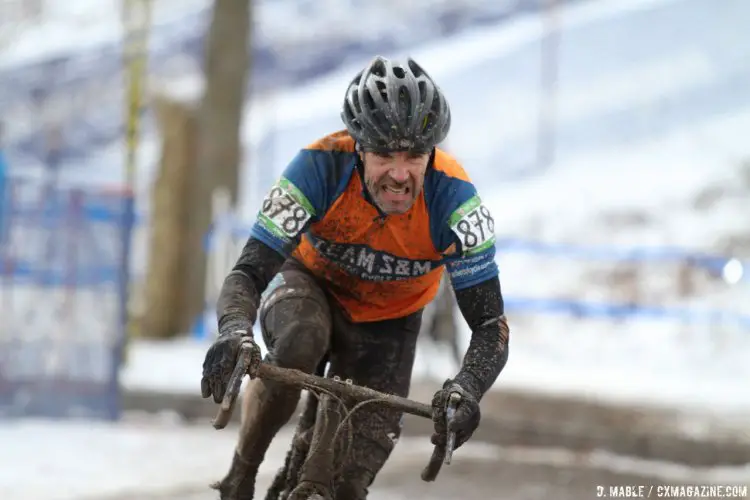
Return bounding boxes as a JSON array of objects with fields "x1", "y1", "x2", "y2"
[{"x1": 341, "y1": 56, "x2": 451, "y2": 154}]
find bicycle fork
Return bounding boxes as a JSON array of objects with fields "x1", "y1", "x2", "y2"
[{"x1": 287, "y1": 384, "x2": 344, "y2": 500}]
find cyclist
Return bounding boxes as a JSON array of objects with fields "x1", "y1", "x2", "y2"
[{"x1": 201, "y1": 55, "x2": 510, "y2": 499}]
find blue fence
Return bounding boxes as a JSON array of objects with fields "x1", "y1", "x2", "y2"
[{"x1": 0, "y1": 177, "x2": 134, "y2": 420}]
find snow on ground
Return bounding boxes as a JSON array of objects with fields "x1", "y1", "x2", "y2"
[
  {"x1": 120, "y1": 338, "x2": 211, "y2": 395},
  {"x1": 0, "y1": 417, "x2": 277, "y2": 500},
  {"x1": 0, "y1": 416, "x2": 502, "y2": 500},
  {"x1": 2, "y1": 417, "x2": 749, "y2": 500}
]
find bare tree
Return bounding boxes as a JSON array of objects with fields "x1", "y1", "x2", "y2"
[
  {"x1": 181, "y1": 0, "x2": 252, "y2": 335},
  {"x1": 197, "y1": 0, "x2": 251, "y2": 206},
  {"x1": 142, "y1": 0, "x2": 252, "y2": 338}
]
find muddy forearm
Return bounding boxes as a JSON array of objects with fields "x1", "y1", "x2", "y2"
[
  {"x1": 216, "y1": 237, "x2": 286, "y2": 334},
  {"x1": 452, "y1": 277, "x2": 510, "y2": 400}
]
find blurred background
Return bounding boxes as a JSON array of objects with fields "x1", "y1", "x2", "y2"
[{"x1": 1, "y1": 0, "x2": 749, "y2": 499}]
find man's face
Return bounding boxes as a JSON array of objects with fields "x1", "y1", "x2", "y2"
[{"x1": 361, "y1": 151, "x2": 430, "y2": 214}]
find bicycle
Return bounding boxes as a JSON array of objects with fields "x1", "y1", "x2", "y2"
[{"x1": 212, "y1": 341, "x2": 462, "y2": 500}]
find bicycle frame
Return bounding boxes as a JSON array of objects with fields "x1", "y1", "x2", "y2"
[{"x1": 212, "y1": 342, "x2": 460, "y2": 499}]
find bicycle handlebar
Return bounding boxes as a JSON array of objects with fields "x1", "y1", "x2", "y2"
[{"x1": 212, "y1": 342, "x2": 458, "y2": 481}]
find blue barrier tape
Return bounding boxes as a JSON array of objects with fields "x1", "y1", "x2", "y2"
[
  {"x1": 199, "y1": 216, "x2": 749, "y2": 276},
  {"x1": 9, "y1": 205, "x2": 132, "y2": 222},
  {"x1": 494, "y1": 238, "x2": 733, "y2": 270},
  {"x1": 45, "y1": 206, "x2": 744, "y2": 274},
  {"x1": 192, "y1": 293, "x2": 750, "y2": 339},
  {"x1": 4, "y1": 205, "x2": 747, "y2": 283},
  {"x1": 4, "y1": 191, "x2": 747, "y2": 327},
  {"x1": 504, "y1": 296, "x2": 750, "y2": 327},
  {"x1": 2, "y1": 262, "x2": 120, "y2": 286}
]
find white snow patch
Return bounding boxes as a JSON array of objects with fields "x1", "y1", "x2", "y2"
[{"x1": 2, "y1": 419, "x2": 747, "y2": 500}]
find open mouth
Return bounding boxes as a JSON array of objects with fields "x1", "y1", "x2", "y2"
[{"x1": 382, "y1": 184, "x2": 410, "y2": 195}]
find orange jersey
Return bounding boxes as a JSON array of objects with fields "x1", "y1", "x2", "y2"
[{"x1": 251, "y1": 131, "x2": 498, "y2": 322}]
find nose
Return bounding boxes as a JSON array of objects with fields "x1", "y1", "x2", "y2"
[{"x1": 388, "y1": 166, "x2": 409, "y2": 183}]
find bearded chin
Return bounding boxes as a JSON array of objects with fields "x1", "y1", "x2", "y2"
[{"x1": 365, "y1": 177, "x2": 421, "y2": 214}]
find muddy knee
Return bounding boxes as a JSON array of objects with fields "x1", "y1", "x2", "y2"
[{"x1": 259, "y1": 269, "x2": 331, "y2": 372}]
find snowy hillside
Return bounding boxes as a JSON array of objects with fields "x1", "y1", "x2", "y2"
[
  {"x1": 481, "y1": 107, "x2": 750, "y2": 413},
  {"x1": 1, "y1": 0, "x2": 581, "y2": 73},
  {"x1": 0, "y1": 0, "x2": 581, "y2": 169}
]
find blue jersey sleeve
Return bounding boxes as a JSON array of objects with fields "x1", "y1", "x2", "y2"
[
  {"x1": 249, "y1": 149, "x2": 332, "y2": 257},
  {"x1": 427, "y1": 173, "x2": 499, "y2": 291}
]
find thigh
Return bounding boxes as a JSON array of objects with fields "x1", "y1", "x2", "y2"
[
  {"x1": 257, "y1": 259, "x2": 332, "y2": 371},
  {"x1": 328, "y1": 309, "x2": 423, "y2": 498},
  {"x1": 329, "y1": 310, "x2": 422, "y2": 395}
]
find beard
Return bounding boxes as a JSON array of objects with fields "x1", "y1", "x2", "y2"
[{"x1": 366, "y1": 175, "x2": 419, "y2": 214}]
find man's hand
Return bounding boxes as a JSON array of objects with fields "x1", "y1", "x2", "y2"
[
  {"x1": 430, "y1": 379, "x2": 481, "y2": 450},
  {"x1": 201, "y1": 329, "x2": 261, "y2": 404}
]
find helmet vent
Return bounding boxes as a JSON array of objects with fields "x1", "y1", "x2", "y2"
[
  {"x1": 398, "y1": 87, "x2": 411, "y2": 116},
  {"x1": 375, "y1": 80, "x2": 388, "y2": 100},
  {"x1": 351, "y1": 90, "x2": 362, "y2": 113},
  {"x1": 407, "y1": 59, "x2": 424, "y2": 78},
  {"x1": 371, "y1": 59, "x2": 387, "y2": 77}
]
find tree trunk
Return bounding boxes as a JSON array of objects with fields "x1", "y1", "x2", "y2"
[
  {"x1": 181, "y1": 0, "x2": 252, "y2": 336},
  {"x1": 138, "y1": 93, "x2": 199, "y2": 338}
]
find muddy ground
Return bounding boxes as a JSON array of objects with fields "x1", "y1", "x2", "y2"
[{"x1": 102, "y1": 434, "x2": 750, "y2": 500}]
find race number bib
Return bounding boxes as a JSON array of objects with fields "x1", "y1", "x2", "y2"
[
  {"x1": 449, "y1": 195, "x2": 496, "y2": 255},
  {"x1": 258, "y1": 178, "x2": 315, "y2": 239}
]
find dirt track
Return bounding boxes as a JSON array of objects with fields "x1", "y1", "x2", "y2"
[{"x1": 114, "y1": 437, "x2": 750, "y2": 500}]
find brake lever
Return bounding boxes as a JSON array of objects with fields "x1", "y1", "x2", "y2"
[
  {"x1": 443, "y1": 391, "x2": 461, "y2": 464},
  {"x1": 212, "y1": 340, "x2": 259, "y2": 430},
  {"x1": 421, "y1": 390, "x2": 462, "y2": 482}
]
